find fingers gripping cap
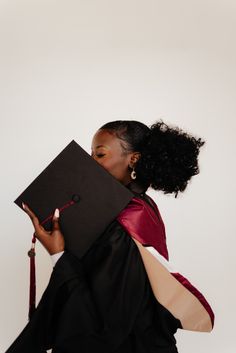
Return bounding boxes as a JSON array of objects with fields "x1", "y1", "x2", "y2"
[{"x1": 14, "y1": 140, "x2": 134, "y2": 259}]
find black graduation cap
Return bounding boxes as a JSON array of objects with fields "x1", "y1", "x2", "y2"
[{"x1": 14, "y1": 140, "x2": 134, "y2": 259}]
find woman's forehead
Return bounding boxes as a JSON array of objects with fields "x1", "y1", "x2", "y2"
[{"x1": 92, "y1": 130, "x2": 118, "y2": 148}]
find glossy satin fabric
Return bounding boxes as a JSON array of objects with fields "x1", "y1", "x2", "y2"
[
  {"x1": 6, "y1": 220, "x2": 181, "y2": 353},
  {"x1": 117, "y1": 196, "x2": 214, "y2": 331},
  {"x1": 117, "y1": 195, "x2": 169, "y2": 260},
  {"x1": 171, "y1": 272, "x2": 215, "y2": 329}
]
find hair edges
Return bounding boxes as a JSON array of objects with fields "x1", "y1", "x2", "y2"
[{"x1": 137, "y1": 120, "x2": 206, "y2": 197}]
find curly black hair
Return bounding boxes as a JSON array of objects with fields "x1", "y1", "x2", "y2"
[{"x1": 99, "y1": 120, "x2": 205, "y2": 198}]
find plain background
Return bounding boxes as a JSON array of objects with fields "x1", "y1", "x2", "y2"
[{"x1": 1, "y1": 0, "x2": 235, "y2": 352}]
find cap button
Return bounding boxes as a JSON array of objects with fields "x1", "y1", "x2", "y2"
[{"x1": 71, "y1": 194, "x2": 80, "y2": 203}]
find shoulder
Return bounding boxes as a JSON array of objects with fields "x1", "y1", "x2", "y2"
[
  {"x1": 82, "y1": 219, "x2": 136, "y2": 262},
  {"x1": 117, "y1": 195, "x2": 163, "y2": 229},
  {"x1": 116, "y1": 195, "x2": 169, "y2": 260}
]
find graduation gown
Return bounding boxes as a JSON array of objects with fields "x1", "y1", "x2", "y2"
[{"x1": 6, "y1": 183, "x2": 182, "y2": 353}]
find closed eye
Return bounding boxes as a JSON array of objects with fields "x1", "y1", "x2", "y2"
[{"x1": 91, "y1": 152, "x2": 105, "y2": 158}]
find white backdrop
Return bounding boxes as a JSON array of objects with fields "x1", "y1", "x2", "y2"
[{"x1": 1, "y1": 0, "x2": 235, "y2": 352}]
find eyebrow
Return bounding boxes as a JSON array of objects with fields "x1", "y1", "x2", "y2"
[{"x1": 91, "y1": 145, "x2": 108, "y2": 150}]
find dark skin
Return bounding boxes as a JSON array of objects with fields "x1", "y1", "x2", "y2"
[{"x1": 22, "y1": 129, "x2": 140, "y2": 255}]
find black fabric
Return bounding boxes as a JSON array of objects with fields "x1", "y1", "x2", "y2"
[
  {"x1": 125, "y1": 180, "x2": 157, "y2": 213},
  {"x1": 7, "y1": 181, "x2": 181, "y2": 352},
  {"x1": 5, "y1": 218, "x2": 181, "y2": 353}
]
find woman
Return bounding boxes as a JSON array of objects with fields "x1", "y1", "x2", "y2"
[{"x1": 6, "y1": 120, "x2": 210, "y2": 353}]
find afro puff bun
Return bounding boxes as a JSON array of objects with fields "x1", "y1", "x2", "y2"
[{"x1": 136, "y1": 121, "x2": 205, "y2": 197}]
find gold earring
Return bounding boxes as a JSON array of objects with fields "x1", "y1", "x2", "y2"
[{"x1": 131, "y1": 167, "x2": 136, "y2": 180}]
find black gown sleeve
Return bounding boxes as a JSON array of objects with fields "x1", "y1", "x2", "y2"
[{"x1": 5, "y1": 220, "x2": 156, "y2": 353}]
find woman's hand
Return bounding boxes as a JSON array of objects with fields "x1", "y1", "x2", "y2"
[{"x1": 22, "y1": 203, "x2": 65, "y2": 255}]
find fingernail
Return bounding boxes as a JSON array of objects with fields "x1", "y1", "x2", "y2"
[
  {"x1": 54, "y1": 208, "x2": 60, "y2": 218},
  {"x1": 22, "y1": 202, "x2": 26, "y2": 209}
]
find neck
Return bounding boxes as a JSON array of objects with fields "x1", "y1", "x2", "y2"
[{"x1": 125, "y1": 180, "x2": 148, "y2": 195}]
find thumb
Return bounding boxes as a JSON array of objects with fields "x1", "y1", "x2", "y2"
[{"x1": 52, "y1": 208, "x2": 60, "y2": 231}]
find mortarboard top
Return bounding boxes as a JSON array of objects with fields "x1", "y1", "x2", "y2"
[{"x1": 14, "y1": 140, "x2": 134, "y2": 259}]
